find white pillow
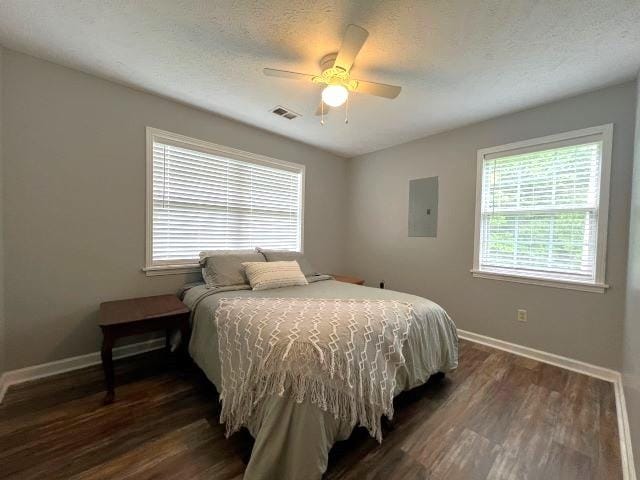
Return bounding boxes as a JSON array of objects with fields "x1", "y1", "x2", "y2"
[{"x1": 242, "y1": 261, "x2": 308, "y2": 291}]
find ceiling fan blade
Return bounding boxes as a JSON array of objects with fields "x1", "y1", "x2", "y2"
[
  {"x1": 315, "y1": 103, "x2": 332, "y2": 116},
  {"x1": 334, "y1": 24, "x2": 369, "y2": 72},
  {"x1": 354, "y1": 80, "x2": 402, "y2": 99},
  {"x1": 263, "y1": 68, "x2": 314, "y2": 81}
]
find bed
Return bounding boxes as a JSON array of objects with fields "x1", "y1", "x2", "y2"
[{"x1": 183, "y1": 276, "x2": 458, "y2": 480}]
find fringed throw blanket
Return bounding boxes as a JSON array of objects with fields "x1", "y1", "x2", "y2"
[{"x1": 215, "y1": 297, "x2": 415, "y2": 442}]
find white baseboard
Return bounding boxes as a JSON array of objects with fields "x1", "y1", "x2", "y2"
[
  {"x1": 0, "y1": 338, "x2": 165, "y2": 404},
  {"x1": 458, "y1": 329, "x2": 636, "y2": 480},
  {"x1": 615, "y1": 375, "x2": 638, "y2": 480},
  {"x1": 457, "y1": 329, "x2": 619, "y2": 381}
]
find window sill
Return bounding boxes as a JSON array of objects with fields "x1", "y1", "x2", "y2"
[
  {"x1": 142, "y1": 264, "x2": 200, "y2": 277},
  {"x1": 470, "y1": 269, "x2": 609, "y2": 293}
]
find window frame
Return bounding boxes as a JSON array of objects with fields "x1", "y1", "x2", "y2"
[
  {"x1": 143, "y1": 127, "x2": 305, "y2": 276},
  {"x1": 471, "y1": 124, "x2": 613, "y2": 293}
]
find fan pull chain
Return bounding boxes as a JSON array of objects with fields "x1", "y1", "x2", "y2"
[
  {"x1": 320, "y1": 100, "x2": 325, "y2": 125},
  {"x1": 345, "y1": 95, "x2": 349, "y2": 124}
]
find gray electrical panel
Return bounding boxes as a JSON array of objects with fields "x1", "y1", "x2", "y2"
[{"x1": 408, "y1": 176, "x2": 438, "y2": 237}]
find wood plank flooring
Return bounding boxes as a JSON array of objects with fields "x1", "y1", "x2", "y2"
[{"x1": 0, "y1": 340, "x2": 622, "y2": 479}]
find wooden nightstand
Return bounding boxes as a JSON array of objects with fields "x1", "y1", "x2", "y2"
[
  {"x1": 332, "y1": 274, "x2": 365, "y2": 285},
  {"x1": 99, "y1": 294, "x2": 190, "y2": 404}
]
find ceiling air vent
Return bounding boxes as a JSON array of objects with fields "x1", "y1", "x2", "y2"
[{"x1": 271, "y1": 105, "x2": 301, "y2": 120}]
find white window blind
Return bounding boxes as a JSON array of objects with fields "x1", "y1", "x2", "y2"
[
  {"x1": 474, "y1": 126, "x2": 612, "y2": 289},
  {"x1": 148, "y1": 131, "x2": 303, "y2": 267}
]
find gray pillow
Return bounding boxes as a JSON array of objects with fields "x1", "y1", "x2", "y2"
[
  {"x1": 199, "y1": 250, "x2": 266, "y2": 287},
  {"x1": 256, "y1": 248, "x2": 316, "y2": 276}
]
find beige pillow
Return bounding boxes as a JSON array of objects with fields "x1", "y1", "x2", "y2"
[{"x1": 242, "y1": 261, "x2": 308, "y2": 291}]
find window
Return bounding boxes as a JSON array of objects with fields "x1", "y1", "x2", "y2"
[
  {"x1": 472, "y1": 125, "x2": 612, "y2": 292},
  {"x1": 145, "y1": 128, "x2": 304, "y2": 275}
]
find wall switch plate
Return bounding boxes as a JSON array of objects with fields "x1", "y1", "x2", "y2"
[{"x1": 517, "y1": 309, "x2": 527, "y2": 322}]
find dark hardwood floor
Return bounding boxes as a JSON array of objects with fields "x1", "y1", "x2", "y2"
[{"x1": 0, "y1": 340, "x2": 621, "y2": 479}]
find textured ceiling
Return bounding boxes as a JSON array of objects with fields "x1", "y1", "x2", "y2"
[{"x1": 1, "y1": 1, "x2": 640, "y2": 157}]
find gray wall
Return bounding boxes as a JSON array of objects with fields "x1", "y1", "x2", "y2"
[
  {"x1": 623, "y1": 74, "x2": 640, "y2": 478},
  {"x1": 1, "y1": 50, "x2": 348, "y2": 371},
  {"x1": 0, "y1": 46, "x2": 636, "y2": 380},
  {"x1": 346, "y1": 82, "x2": 637, "y2": 370},
  {"x1": 0, "y1": 46, "x2": 4, "y2": 375}
]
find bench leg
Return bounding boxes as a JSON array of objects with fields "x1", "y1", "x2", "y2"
[
  {"x1": 101, "y1": 332, "x2": 116, "y2": 405},
  {"x1": 178, "y1": 316, "x2": 191, "y2": 367}
]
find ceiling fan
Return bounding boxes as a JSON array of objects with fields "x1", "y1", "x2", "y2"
[{"x1": 263, "y1": 24, "x2": 401, "y2": 123}]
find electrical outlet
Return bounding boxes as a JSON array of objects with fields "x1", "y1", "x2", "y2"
[{"x1": 517, "y1": 309, "x2": 527, "y2": 322}]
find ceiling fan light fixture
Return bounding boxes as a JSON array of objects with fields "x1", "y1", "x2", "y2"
[
  {"x1": 264, "y1": 25, "x2": 402, "y2": 124},
  {"x1": 322, "y1": 84, "x2": 349, "y2": 107}
]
